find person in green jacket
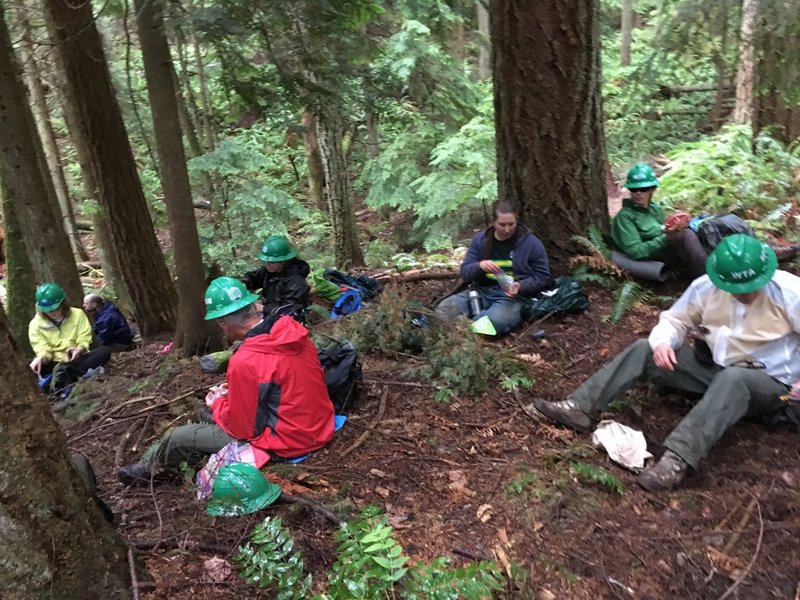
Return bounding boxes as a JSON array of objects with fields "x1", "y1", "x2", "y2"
[
  {"x1": 612, "y1": 163, "x2": 707, "y2": 280},
  {"x1": 28, "y1": 282, "x2": 112, "y2": 394}
]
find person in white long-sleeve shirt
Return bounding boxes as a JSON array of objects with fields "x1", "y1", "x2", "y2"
[{"x1": 533, "y1": 234, "x2": 800, "y2": 492}]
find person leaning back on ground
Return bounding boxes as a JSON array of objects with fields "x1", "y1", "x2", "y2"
[
  {"x1": 117, "y1": 276, "x2": 334, "y2": 485},
  {"x1": 534, "y1": 234, "x2": 800, "y2": 492},
  {"x1": 612, "y1": 162, "x2": 708, "y2": 280},
  {"x1": 28, "y1": 283, "x2": 112, "y2": 393},
  {"x1": 240, "y1": 235, "x2": 310, "y2": 321},
  {"x1": 83, "y1": 294, "x2": 134, "y2": 351},
  {"x1": 436, "y1": 200, "x2": 551, "y2": 335}
]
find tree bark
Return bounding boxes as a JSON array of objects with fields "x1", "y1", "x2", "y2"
[
  {"x1": 732, "y1": 0, "x2": 758, "y2": 124},
  {"x1": 492, "y1": 1, "x2": 608, "y2": 249},
  {"x1": 314, "y1": 103, "x2": 365, "y2": 268},
  {"x1": 14, "y1": 14, "x2": 89, "y2": 263},
  {"x1": 42, "y1": 0, "x2": 177, "y2": 337},
  {"x1": 302, "y1": 110, "x2": 327, "y2": 211},
  {"x1": 0, "y1": 7, "x2": 83, "y2": 304},
  {"x1": 134, "y1": 0, "x2": 220, "y2": 354},
  {"x1": 620, "y1": 0, "x2": 633, "y2": 66},
  {"x1": 476, "y1": 0, "x2": 491, "y2": 80},
  {"x1": 0, "y1": 303, "x2": 131, "y2": 599},
  {"x1": 0, "y1": 179, "x2": 35, "y2": 355}
]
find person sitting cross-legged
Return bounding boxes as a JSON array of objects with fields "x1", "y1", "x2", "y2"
[
  {"x1": 118, "y1": 277, "x2": 334, "y2": 485},
  {"x1": 28, "y1": 282, "x2": 113, "y2": 395},
  {"x1": 83, "y1": 294, "x2": 134, "y2": 351},
  {"x1": 435, "y1": 200, "x2": 551, "y2": 336},
  {"x1": 534, "y1": 234, "x2": 800, "y2": 492}
]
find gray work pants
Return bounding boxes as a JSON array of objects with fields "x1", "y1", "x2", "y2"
[
  {"x1": 571, "y1": 339, "x2": 788, "y2": 467},
  {"x1": 144, "y1": 423, "x2": 236, "y2": 470}
]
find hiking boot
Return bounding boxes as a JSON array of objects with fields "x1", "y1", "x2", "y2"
[
  {"x1": 638, "y1": 450, "x2": 689, "y2": 492},
  {"x1": 117, "y1": 463, "x2": 153, "y2": 486},
  {"x1": 533, "y1": 397, "x2": 593, "y2": 432}
]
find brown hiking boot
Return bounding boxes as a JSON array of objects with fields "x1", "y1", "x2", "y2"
[
  {"x1": 533, "y1": 398, "x2": 593, "y2": 432},
  {"x1": 638, "y1": 450, "x2": 689, "y2": 492}
]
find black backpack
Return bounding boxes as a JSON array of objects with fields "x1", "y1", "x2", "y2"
[
  {"x1": 317, "y1": 342, "x2": 361, "y2": 414},
  {"x1": 696, "y1": 214, "x2": 755, "y2": 253}
]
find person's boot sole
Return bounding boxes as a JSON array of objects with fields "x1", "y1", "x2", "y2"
[{"x1": 532, "y1": 398, "x2": 593, "y2": 432}]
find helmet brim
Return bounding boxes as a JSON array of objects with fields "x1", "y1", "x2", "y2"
[
  {"x1": 206, "y1": 481, "x2": 281, "y2": 516},
  {"x1": 706, "y1": 248, "x2": 778, "y2": 294},
  {"x1": 257, "y1": 249, "x2": 298, "y2": 262},
  {"x1": 204, "y1": 292, "x2": 261, "y2": 320},
  {"x1": 36, "y1": 298, "x2": 65, "y2": 312},
  {"x1": 624, "y1": 180, "x2": 659, "y2": 190}
]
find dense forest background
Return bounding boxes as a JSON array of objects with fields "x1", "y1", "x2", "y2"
[{"x1": 1, "y1": 1, "x2": 800, "y2": 597}]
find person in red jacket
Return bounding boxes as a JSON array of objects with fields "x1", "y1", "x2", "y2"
[{"x1": 118, "y1": 277, "x2": 334, "y2": 484}]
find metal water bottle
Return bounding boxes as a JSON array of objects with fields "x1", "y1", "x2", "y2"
[{"x1": 468, "y1": 289, "x2": 482, "y2": 317}]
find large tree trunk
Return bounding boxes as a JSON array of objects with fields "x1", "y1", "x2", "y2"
[
  {"x1": 135, "y1": 0, "x2": 220, "y2": 354},
  {"x1": 0, "y1": 303, "x2": 131, "y2": 599},
  {"x1": 0, "y1": 179, "x2": 35, "y2": 355},
  {"x1": 302, "y1": 110, "x2": 326, "y2": 211},
  {"x1": 42, "y1": 0, "x2": 177, "y2": 337},
  {"x1": 732, "y1": 0, "x2": 758, "y2": 124},
  {"x1": 492, "y1": 1, "x2": 608, "y2": 248},
  {"x1": 14, "y1": 13, "x2": 89, "y2": 263},
  {"x1": 476, "y1": 0, "x2": 491, "y2": 80},
  {"x1": 620, "y1": 0, "x2": 634, "y2": 66},
  {"x1": 314, "y1": 103, "x2": 365, "y2": 268},
  {"x1": 0, "y1": 8, "x2": 83, "y2": 304}
]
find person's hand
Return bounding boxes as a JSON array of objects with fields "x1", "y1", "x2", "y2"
[
  {"x1": 664, "y1": 212, "x2": 690, "y2": 234},
  {"x1": 29, "y1": 356, "x2": 45, "y2": 374},
  {"x1": 503, "y1": 281, "x2": 521, "y2": 298},
  {"x1": 205, "y1": 383, "x2": 228, "y2": 408},
  {"x1": 479, "y1": 260, "x2": 502, "y2": 274},
  {"x1": 653, "y1": 343, "x2": 677, "y2": 371},
  {"x1": 66, "y1": 347, "x2": 85, "y2": 362}
]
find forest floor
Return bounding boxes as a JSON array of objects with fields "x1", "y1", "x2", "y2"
[{"x1": 62, "y1": 277, "x2": 800, "y2": 600}]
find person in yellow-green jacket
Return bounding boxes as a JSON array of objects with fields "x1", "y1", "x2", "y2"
[
  {"x1": 612, "y1": 163, "x2": 707, "y2": 280},
  {"x1": 28, "y1": 282, "x2": 112, "y2": 394}
]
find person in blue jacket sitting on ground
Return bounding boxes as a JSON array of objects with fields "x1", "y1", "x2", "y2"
[
  {"x1": 83, "y1": 294, "x2": 134, "y2": 351},
  {"x1": 436, "y1": 200, "x2": 551, "y2": 335}
]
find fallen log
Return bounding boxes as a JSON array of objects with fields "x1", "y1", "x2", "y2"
[{"x1": 375, "y1": 269, "x2": 460, "y2": 283}]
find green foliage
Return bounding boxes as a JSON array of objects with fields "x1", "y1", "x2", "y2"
[
  {"x1": 659, "y1": 125, "x2": 800, "y2": 218},
  {"x1": 608, "y1": 280, "x2": 653, "y2": 324},
  {"x1": 570, "y1": 462, "x2": 625, "y2": 495},
  {"x1": 235, "y1": 506, "x2": 504, "y2": 599},
  {"x1": 505, "y1": 465, "x2": 539, "y2": 497},
  {"x1": 235, "y1": 516, "x2": 313, "y2": 599},
  {"x1": 499, "y1": 374, "x2": 534, "y2": 392},
  {"x1": 571, "y1": 224, "x2": 613, "y2": 260}
]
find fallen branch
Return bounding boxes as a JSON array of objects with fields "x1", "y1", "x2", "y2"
[
  {"x1": 339, "y1": 387, "x2": 388, "y2": 458},
  {"x1": 722, "y1": 495, "x2": 758, "y2": 555},
  {"x1": 131, "y1": 413, "x2": 153, "y2": 454},
  {"x1": 128, "y1": 548, "x2": 140, "y2": 600},
  {"x1": 280, "y1": 493, "x2": 345, "y2": 525},
  {"x1": 374, "y1": 269, "x2": 460, "y2": 283},
  {"x1": 718, "y1": 498, "x2": 763, "y2": 600},
  {"x1": 132, "y1": 539, "x2": 231, "y2": 555}
]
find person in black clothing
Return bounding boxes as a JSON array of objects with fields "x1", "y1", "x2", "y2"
[{"x1": 240, "y1": 235, "x2": 310, "y2": 321}]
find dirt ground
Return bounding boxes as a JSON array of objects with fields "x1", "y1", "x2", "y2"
[{"x1": 64, "y1": 279, "x2": 800, "y2": 599}]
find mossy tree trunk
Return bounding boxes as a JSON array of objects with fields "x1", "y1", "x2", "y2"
[
  {"x1": 0, "y1": 6, "x2": 83, "y2": 304},
  {"x1": 492, "y1": 0, "x2": 608, "y2": 249},
  {"x1": 134, "y1": 0, "x2": 220, "y2": 354},
  {"x1": 0, "y1": 303, "x2": 131, "y2": 599}
]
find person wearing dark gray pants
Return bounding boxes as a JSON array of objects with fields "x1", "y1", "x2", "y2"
[{"x1": 535, "y1": 235, "x2": 800, "y2": 492}]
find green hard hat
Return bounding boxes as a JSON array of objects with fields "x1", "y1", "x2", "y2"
[
  {"x1": 624, "y1": 163, "x2": 659, "y2": 189},
  {"x1": 258, "y1": 235, "x2": 297, "y2": 262},
  {"x1": 207, "y1": 463, "x2": 281, "y2": 517},
  {"x1": 706, "y1": 234, "x2": 777, "y2": 294},
  {"x1": 35, "y1": 282, "x2": 66, "y2": 312},
  {"x1": 204, "y1": 277, "x2": 260, "y2": 321}
]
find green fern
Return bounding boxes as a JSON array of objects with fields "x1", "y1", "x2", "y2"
[
  {"x1": 608, "y1": 281, "x2": 653, "y2": 323},
  {"x1": 234, "y1": 516, "x2": 312, "y2": 599},
  {"x1": 571, "y1": 264, "x2": 617, "y2": 288},
  {"x1": 570, "y1": 462, "x2": 625, "y2": 495}
]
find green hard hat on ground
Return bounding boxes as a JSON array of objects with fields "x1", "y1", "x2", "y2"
[
  {"x1": 35, "y1": 282, "x2": 66, "y2": 312},
  {"x1": 706, "y1": 234, "x2": 777, "y2": 294},
  {"x1": 258, "y1": 235, "x2": 298, "y2": 262},
  {"x1": 625, "y1": 163, "x2": 659, "y2": 189},
  {"x1": 207, "y1": 463, "x2": 281, "y2": 517},
  {"x1": 204, "y1": 277, "x2": 260, "y2": 321}
]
